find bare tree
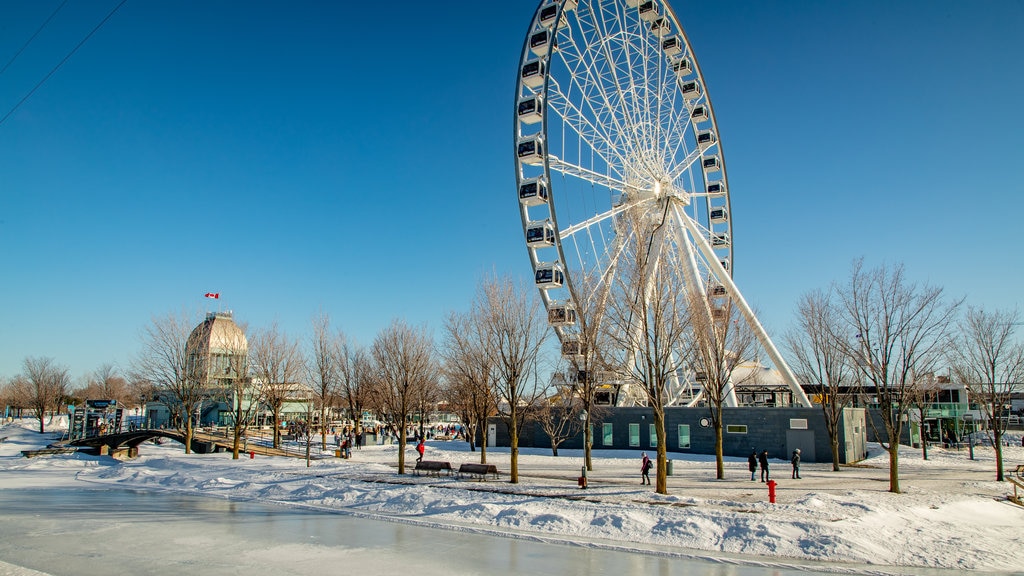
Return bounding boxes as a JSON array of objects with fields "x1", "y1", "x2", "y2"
[
  {"x1": 440, "y1": 309, "x2": 495, "y2": 460},
  {"x1": 562, "y1": 271, "x2": 614, "y2": 472},
  {"x1": 536, "y1": 382, "x2": 584, "y2": 456},
  {"x1": 371, "y1": 319, "x2": 437, "y2": 474},
  {"x1": 906, "y1": 371, "x2": 943, "y2": 461},
  {"x1": 478, "y1": 275, "x2": 550, "y2": 483},
  {"x1": 134, "y1": 312, "x2": 204, "y2": 453},
  {"x1": 948, "y1": 306, "x2": 1024, "y2": 481},
  {"x1": 72, "y1": 364, "x2": 131, "y2": 407},
  {"x1": 307, "y1": 312, "x2": 342, "y2": 450},
  {"x1": 604, "y1": 226, "x2": 691, "y2": 494},
  {"x1": 834, "y1": 259, "x2": 959, "y2": 493},
  {"x1": 785, "y1": 288, "x2": 858, "y2": 471},
  {"x1": 18, "y1": 357, "x2": 70, "y2": 433},
  {"x1": 688, "y1": 294, "x2": 759, "y2": 480},
  {"x1": 339, "y1": 341, "x2": 373, "y2": 441},
  {"x1": 249, "y1": 323, "x2": 304, "y2": 449}
]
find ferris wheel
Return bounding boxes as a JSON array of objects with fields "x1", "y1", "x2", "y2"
[{"x1": 513, "y1": 0, "x2": 811, "y2": 408}]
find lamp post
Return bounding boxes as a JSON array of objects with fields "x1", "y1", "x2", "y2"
[{"x1": 579, "y1": 410, "x2": 588, "y2": 489}]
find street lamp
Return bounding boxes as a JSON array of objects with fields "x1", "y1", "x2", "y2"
[{"x1": 579, "y1": 410, "x2": 588, "y2": 489}]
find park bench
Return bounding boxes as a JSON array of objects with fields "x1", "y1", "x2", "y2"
[
  {"x1": 458, "y1": 463, "x2": 499, "y2": 481},
  {"x1": 21, "y1": 447, "x2": 77, "y2": 458},
  {"x1": 414, "y1": 460, "x2": 453, "y2": 477},
  {"x1": 1009, "y1": 465, "x2": 1024, "y2": 507}
]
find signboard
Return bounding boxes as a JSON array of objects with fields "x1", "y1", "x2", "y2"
[{"x1": 86, "y1": 399, "x2": 116, "y2": 409}]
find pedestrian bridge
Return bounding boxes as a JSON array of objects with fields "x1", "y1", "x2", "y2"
[
  {"x1": 66, "y1": 429, "x2": 223, "y2": 457},
  {"x1": 64, "y1": 429, "x2": 299, "y2": 459}
]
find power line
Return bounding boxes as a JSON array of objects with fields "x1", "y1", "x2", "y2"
[
  {"x1": 0, "y1": 0, "x2": 70, "y2": 77},
  {"x1": 0, "y1": 0, "x2": 128, "y2": 127}
]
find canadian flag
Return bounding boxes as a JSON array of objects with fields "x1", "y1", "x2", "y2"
[{"x1": 204, "y1": 293, "x2": 220, "y2": 299}]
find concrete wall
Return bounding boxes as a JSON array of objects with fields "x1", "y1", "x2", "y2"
[{"x1": 492, "y1": 406, "x2": 867, "y2": 464}]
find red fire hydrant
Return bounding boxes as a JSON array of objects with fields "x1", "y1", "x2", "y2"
[
  {"x1": 249, "y1": 451, "x2": 255, "y2": 460},
  {"x1": 767, "y1": 479, "x2": 777, "y2": 503}
]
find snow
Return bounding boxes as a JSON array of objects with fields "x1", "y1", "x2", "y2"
[{"x1": 2, "y1": 419, "x2": 1023, "y2": 573}]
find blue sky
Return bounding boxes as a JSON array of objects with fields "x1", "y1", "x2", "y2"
[{"x1": 2, "y1": 0, "x2": 1022, "y2": 381}]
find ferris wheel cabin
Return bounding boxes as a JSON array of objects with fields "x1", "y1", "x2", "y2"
[
  {"x1": 701, "y1": 155, "x2": 722, "y2": 173},
  {"x1": 638, "y1": 1, "x2": 660, "y2": 21},
  {"x1": 711, "y1": 232, "x2": 730, "y2": 248},
  {"x1": 709, "y1": 283, "x2": 728, "y2": 297},
  {"x1": 548, "y1": 303, "x2": 577, "y2": 326},
  {"x1": 696, "y1": 130, "x2": 717, "y2": 151},
  {"x1": 519, "y1": 177, "x2": 550, "y2": 206},
  {"x1": 690, "y1": 105, "x2": 708, "y2": 122},
  {"x1": 538, "y1": 4, "x2": 559, "y2": 27},
  {"x1": 706, "y1": 181, "x2": 726, "y2": 196},
  {"x1": 709, "y1": 206, "x2": 729, "y2": 223},
  {"x1": 517, "y1": 135, "x2": 545, "y2": 165},
  {"x1": 518, "y1": 96, "x2": 544, "y2": 125},
  {"x1": 535, "y1": 263, "x2": 565, "y2": 289},
  {"x1": 530, "y1": 30, "x2": 552, "y2": 57},
  {"x1": 681, "y1": 80, "x2": 702, "y2": 101},
  {"x1": 561, "y1": 338, "x2": 584, "y2": 357},
  {"x1": 662, "y1": 36, "x2": 683, "y2": 56},
  {"x1": 525, "y1": 220, "x2": 556, "y2": 247},
  {"x1": 521, "y1": 59, "x2": 546, "y2": 89},
  {"x1": 651, "y1": 17, "x2": 671, "y2": 36}
]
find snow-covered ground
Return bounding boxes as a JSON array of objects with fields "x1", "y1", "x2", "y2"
[{"x1": 2, "y1": 419, "x2": 1022, "y2": 573}]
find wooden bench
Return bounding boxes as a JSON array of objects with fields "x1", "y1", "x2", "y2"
[
  {"x1": 21, "y1": 447, "x2": 77, "y2": 458},
  {"x1": 458, "y1": 463, "x2": 499, "y2": 481},
  {"x1": 414, "y1": 460, "x2": 453, "y2": 477}
]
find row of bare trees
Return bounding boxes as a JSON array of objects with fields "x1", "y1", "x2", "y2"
[{"x1": 785, "y1": 259, "x2": 1023, "y2": 490}]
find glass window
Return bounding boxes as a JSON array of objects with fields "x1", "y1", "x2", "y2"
[
  {"x1": 726, "y1": 424, "x2": 747, "y2": 434},
  {"x1": 628, "y1": 423, "x2": 640, "y2": 447},
  {"x1": 790, "y1": 418, "x2": 808, "y2": 430},
  {"x1": 602, "y1": 423, "x2": 613, "y2": 446},
  {"x1": 678, "y1": 424, "x2": 691, "y2": 449},
  {"x1": 649, "y1": 423, "x2": 658, "y2": 447}
]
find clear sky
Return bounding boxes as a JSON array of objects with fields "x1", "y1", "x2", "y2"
[{"x1": 2, "y1": 0, "x2": 1022, "y2": 382}]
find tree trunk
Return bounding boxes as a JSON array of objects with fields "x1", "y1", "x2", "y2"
[
  {"x1": 994, "y1": 429, "x2": 1005, "y2": 481},
  {"x1": 551, "y1": 444, "x2": 559, "y2": 457},
  {"x1": 509, "y1": 418, "x2": 519, "y2": 483},
  {"x1": 654, "y1": 409, "x2": 667, "y2": 494},
  {"x1": 398, "y1": 432, "x2": 407, "y2": 474},
  {"x1": 831, "y1": 436, "x2": 841, "y2": 472},
  {"x1": 184, "y1": 418, "x2": 194, "y2": 455},
  {"x1": 888, "y1": 443, "x2": 901, "y2": 493},
  {"x1": 478, "y1": 416, "x2": 487, "y2": 464},
  {"x1": 37, "y1": 414, "x2": 45, "y2": 434}
]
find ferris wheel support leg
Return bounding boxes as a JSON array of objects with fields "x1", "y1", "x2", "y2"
[{"x1": 674, "y1": 206, "x2": 813, "y2": 408}]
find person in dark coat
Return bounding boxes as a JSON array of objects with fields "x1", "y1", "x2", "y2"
[
  {"x1": 747, "y1": 449, "x2": 758, "y2": 481},
  {"x1": 791, "y1": 448, "x2": 801, "y2": 479},
  {"x1": 758, "y1": 449, "x2": 770, "y2": 482},
  {"x1": 641, "y1": 452, "x2": 652, "y2": 485}
]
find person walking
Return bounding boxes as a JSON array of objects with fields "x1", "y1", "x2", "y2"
[
  {"x1": 758, "y1": 449, "x2": 770, "y2": 482},
  {"x1": 415, "y1": 438, "x2": 425, "y2": 463},
  {"x1": 640, "y1": 452, "x2": 652, "y2": 485},
  {"x1": 747, "y1": 449, "x2": 758, "y2": 481},
  {"x1": 791, "y1": 448, "x2": 801, "y2": 479}
]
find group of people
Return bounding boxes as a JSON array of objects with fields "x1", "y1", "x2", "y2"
[
  {"x1": 746, "y1": 448, "x2": 802, "y2": 481},
  {"x1": 639, "y1": 448, "x2": 803, "y2": 485}
]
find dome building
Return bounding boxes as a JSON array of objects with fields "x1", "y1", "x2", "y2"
[{"x1": 187, "y1": 311, "x2": 248, "y2": 386}]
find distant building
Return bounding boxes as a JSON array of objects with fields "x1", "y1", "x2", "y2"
[{"x1": 145, "y1": 312, "x2": 247, "y2": 428}]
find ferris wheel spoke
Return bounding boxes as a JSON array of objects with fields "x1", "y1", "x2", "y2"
[
  {"x1": 553, "y1": 10, "x2": 640, "y2": 172},
  {"x1": 548, "y1": 155, "x2": 628, "y2": 194},
  {"x1": 547, "y1": 78, "x2": 627, "y2": 177}
]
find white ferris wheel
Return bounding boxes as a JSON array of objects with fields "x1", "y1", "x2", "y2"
[{"x1": 513, "y1": 0, "x2": 812, "y2": 408}]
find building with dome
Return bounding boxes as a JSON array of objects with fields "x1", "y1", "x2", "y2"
[{"x1": 145, "y1": 311, "x2": 313, "y2": 431}]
